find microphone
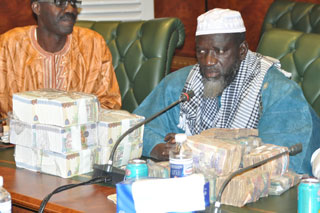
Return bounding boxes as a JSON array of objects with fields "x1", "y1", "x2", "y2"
[
  {"x1": 211, "y1": 143, "x2": 302, "y2": 213},
  {"x1": 93, "y1": 90, "x2": 195, "y2": 184}
]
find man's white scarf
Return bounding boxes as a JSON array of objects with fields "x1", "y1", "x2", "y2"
[{"x1": 178, "y1": 50, "x2": 279, "y2": 135}]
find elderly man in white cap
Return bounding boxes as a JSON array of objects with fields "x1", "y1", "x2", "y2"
[{"x1": 134, "y1": 8, "x2": 320, "y2": 175}]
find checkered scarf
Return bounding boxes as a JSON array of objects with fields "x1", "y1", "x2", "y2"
[{"x1": 178, "y1": 50, "x2": 276, "y2": 135}]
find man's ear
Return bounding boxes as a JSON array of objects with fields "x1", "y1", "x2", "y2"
[
  {"x1": 239, "y1": 41, "x2": 248, "y2": 60},
  {"x1": 31, "y1": 2, "x2": 41, "y2": 16}
]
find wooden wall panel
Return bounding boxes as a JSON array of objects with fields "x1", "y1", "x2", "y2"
[
  {"x1": 0, "y1": 1, "x2": 36, "y2": 34},
  {"x1": 154, "y1": 0, "x2": 206, "y2": 57}
]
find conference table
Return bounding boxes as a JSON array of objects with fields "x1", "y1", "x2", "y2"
[{"x1": 0, "y1": 146, "x2": 298, "y2": 213}]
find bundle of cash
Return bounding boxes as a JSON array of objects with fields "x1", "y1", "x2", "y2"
[
  {"x1": 15, "y1": 145, "x2": 96, "y2": 178},
  {"x1": 10, "y1": 118, "x2": 97, "y2": 154},
  {"x1": 243, "y1": 144, "x2": 289, "y2": 176},
  {"x1": 200, "y1": 128, "x2": 258, "y2": 139},
  {"x1": 13, "y1": 89, "x2": 99, "y2": 127},
  {"x1": 213, "y1": 169, "x2": 270, "y2": 207},
  {"x1": 96, "y1": 109, "x2": 144, "y2": 167},
  {"x1": 147, "y1": 160, "x2": 170, "y2": 178},
  {"x1": 269, "y1": 170, "x2": 301, "y2": 195},
  {"x1": 187, "y1": 135, "x2": 242, "y2": 176}
]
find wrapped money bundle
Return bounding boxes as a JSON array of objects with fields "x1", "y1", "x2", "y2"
[
  {"x1": 10, "y1": 118, "x2": 97, "y2": 154},
  {"x1": 236, "y1": 136, "x2": 263, "y2": 155},
  {"x1": 187, "y1": 135, "x2": 242, "y2": 176},
  {"x1": 200, "y1": 129, "x2": 262, "y2": 167},
  {"x1": 15, "y1": 145, "x2": 96, "y2": 178},
  {"x1": 213, "y1": 169, "x2": 270, "y2": 207},
  {"x1": 234, "y1": 136, "x2": 263, "y2": 167},
  {"x1": 11, "y1": 89, "x2": 100, "y2": 178},
  {"x1": 269, "y1": 170, "x2": 301, "y2": 195},
  {"x1": 147, "y1": 160, "x2": 170, "y2": 178},
  {"x1": 96, "y1": 109, "x2": 144, "y2": 167},
  {"x1": 12, "y1": 89, "x2": 99, "y2": 127},
  {"x1": 243, "y1": 144, "x2": 289, "y2": 176},
  {"x1": 200, "y1": 128, "x2": 258, "y2": 139}
]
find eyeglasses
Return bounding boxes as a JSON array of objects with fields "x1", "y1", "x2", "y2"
[{"x1": 37, "y1": 0, "x2": 82, "y2": 8}]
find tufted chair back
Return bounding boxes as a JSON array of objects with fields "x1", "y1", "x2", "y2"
[
  {"x1": 261, "y1": 0, "x2": 320, "y2": 37},
  {"x1": 75, "y1": 18, "x2": 185, "y2": 112},
  {"x1": 257, "y1": 28, "x2": 320, "y2": 116}
]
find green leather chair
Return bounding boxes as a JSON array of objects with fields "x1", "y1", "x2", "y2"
[
  {"x1": 260, "y1": 0, "x2": 320, "y2": 37},
  {"x1": 75, "y1": 18, "x2": 185, "y2": 112},
  {"x1": 257, "y1": 0, "x2": 320, "y2": 116},
  {"x1": 257, "y1": 29, "x2": 320, "y2": 117}
]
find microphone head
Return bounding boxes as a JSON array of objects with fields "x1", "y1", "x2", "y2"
[
  {"x1": 180, "y1": 90, "x2": 195, "y2": 102},
  {"x1": 288, "y1": 143, "x2": 303, "y2": 156}
]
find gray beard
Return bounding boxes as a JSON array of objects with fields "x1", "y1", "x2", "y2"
[
  {"x1": 203, "y1": 78, "x2": 226, "y2": 98},
  {"x1": 202, "y1": 61, "x2": 241, "y2": 99}
]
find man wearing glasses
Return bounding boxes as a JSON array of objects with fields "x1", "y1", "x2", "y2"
[{"x1": 0, "y1": 0, "x2": 122, "y2": 118}]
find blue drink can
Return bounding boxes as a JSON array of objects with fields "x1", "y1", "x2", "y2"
[
  {"x1": 298, "y1": 178, "x2": 320, "y2": 213},
  {"x1": 125, "y1": 159, "x2": 148, "y2": 180}
]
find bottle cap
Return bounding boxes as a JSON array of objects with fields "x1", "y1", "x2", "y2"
[
  {"x1": 0, "y1": 176, "x2": 3, "y2": 187},
  {"x1": 175, "y1": 134, "x2": 187, "y2": 143}
]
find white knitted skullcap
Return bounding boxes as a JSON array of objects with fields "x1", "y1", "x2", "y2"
[{"x1": 196, "y1": 8, "x2": 246, "y2": 36}]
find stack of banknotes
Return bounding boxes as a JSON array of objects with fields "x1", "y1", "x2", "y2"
[
  {"x1": 243, "y1": 144, "x2": 289, "y2": 176},
  {"x1": 184, "y1": 128, "x2": 298, "y2": 207},
  {"x1": 11, "y1": 89, "x2": 99, "y2": 178}
]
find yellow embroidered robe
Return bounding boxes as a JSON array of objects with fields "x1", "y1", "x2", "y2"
[{"x1": 0, "y1": 26, "x2": 121, "y2": 117}]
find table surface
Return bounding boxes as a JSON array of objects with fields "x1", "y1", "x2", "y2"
[{"x1": 0, "y1": 146, "x2": 298, "y2": 213}]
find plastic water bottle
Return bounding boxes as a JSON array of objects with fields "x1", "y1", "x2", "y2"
[
  {"x1": 0, "y1": 176, "x2": 11, "y2": 213},
  {"x1": 311, "y1": 148, "x2": 320, "y2": 179},
  {"x1": 169, "y1": 133, "x2": 193, "y2": 178}
]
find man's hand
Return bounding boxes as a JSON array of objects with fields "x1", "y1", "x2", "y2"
[{"x1": 150, "y1": 133, "x2": 177, "y2": 160}]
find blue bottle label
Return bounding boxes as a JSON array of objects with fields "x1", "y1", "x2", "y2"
[{"x1": 170, "y1": 158, "x2": 193, "y2": 178}]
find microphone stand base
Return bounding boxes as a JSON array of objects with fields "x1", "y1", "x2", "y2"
[{"x1": 93, "y1": 164, "x2": 125, "y2": 185}]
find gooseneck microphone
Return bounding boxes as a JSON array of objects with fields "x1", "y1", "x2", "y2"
[
  {"x1": 93, "y1": 90, "x2": 195, "y2": 184},
  {"x1": 212, "y1": 143, "x2": 302, "y2": 213}
]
